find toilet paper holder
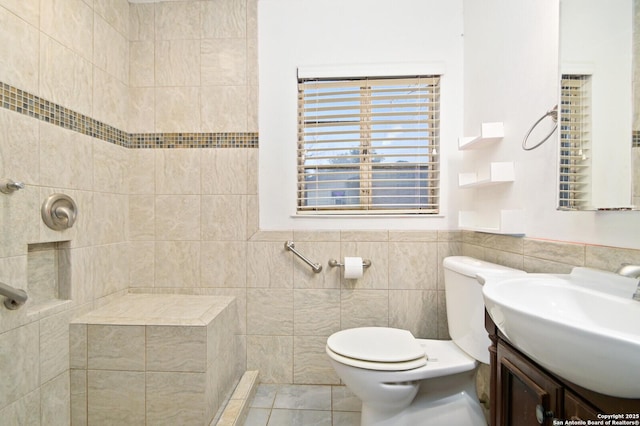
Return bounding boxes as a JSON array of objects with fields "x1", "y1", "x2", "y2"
[{"x1": 328, "y1": 259, "x2": 372, "y2": 269}]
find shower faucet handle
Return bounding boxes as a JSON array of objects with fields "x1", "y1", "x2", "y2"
[
  {"x1": 41, "y1": 193, "x2": 78, "y2": 230},
  {"x1": 0, "y1": 178, "x2": 25, "y2": 194}
]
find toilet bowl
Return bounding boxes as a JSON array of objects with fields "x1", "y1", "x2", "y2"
[{"x1": 326, "y1": 256, "x2": 523, "y2": 426}]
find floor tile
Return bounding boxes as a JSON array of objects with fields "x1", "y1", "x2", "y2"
[
  {"x1": 267, "y1": 409, "x2": 332, "y2": 426},
  {"x1": 242, "y1": 384, "x2": 361, "y2": 426},
  {"x1": 245, "y1": 408, "x2": 271, "y2": 426},
  {"x1": 332, "y1": 411, "x2": 361, "y2": 426},
  {"x1": 273, "y1": 385, "x2": 331, "y2": 411},
  {"x1": 250, "y1": 384, "x2": 279, "y2": 409},
  {"x1": 331, "y1": 386, "x2": 361, "y2": 412}
]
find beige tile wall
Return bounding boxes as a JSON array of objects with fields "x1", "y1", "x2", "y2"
[
  {"x1": 128, "y1": 0, "x2": 257, "y2": 134},
  {"x1": 462, "y1": 231, "x2": 640, "y2": 273},
  {"x1": 0, "y1": 0, "x2": 132, "y2": 423},
  {"x1": 0, "y1": 0, "x2": 259, "y2": 421},
  {"x1": 0, "y1": 103, "x2": 130, "y2": 424}
]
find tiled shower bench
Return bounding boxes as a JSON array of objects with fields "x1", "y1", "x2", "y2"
[{"x1": 69, "y1": 294, "x2": 243, "y2": 425}]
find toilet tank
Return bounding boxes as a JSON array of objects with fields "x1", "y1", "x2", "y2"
[{"x1": 443, "y1": 256, "x2": 523, "y2": 364}]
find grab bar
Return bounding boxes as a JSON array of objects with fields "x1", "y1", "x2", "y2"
[
  {"x1": 0, "y1": 281, "x2": 28, "y2": 310},
  {"x1": 284, "y1": 241, "x2": 323, "y2": 273}
]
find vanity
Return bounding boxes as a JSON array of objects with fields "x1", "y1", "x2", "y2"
[
  {"x1": 481, "y1": 267, "x2": 640, "y2": 425},
  {"x1": 486, "y1": 312, "x2": 640, "y2": 425}
]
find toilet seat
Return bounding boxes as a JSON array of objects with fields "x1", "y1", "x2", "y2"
[
  {"x1": 326, "y1": 327, "x2": 427, "y2": 371},
  {"x1": 326, "y1": 346, "x2": 428, "y2": 371}
]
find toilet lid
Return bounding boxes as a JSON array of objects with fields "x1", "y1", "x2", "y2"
[{"x1": 327, "y1": 327, "x2": 426, "y2": 363}]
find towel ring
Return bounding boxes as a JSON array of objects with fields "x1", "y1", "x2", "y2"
[{"x1": 522, "y1": 105, "x2": 558, "y2": 151}]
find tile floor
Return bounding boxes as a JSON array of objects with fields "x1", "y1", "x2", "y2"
[{"x1": 244, "y1": 384, "x2": 362, "y2": 426}]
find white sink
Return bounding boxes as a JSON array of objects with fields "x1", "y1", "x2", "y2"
[{"x1": 481, "y1": 267, "x2": 640, "y2": 398}]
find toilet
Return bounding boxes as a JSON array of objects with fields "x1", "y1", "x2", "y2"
[{"x1": 326, "y1": 256, "x2": 523, "y2": 426}]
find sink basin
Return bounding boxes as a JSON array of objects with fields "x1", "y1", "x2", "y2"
[{"x1": 481, "y1": 267, "x2": 640, "y2": 398}]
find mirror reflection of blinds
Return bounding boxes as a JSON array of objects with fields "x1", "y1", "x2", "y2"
[
  {"x1": 559, "y1": 74, "x2": 591, "y2": 210},
  {"x1": 296, "y1": 76, "x2": 440, "y2": 214}
]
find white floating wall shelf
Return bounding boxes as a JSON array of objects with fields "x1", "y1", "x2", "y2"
[
  {"x1": 458, "y1": 122, "x2": 504, "y2": 150},
  {"x1": 459, "y1": 162, "x2": 515, "y2": 188},
  {"x1": 458, "y1": 209, "x2": 525, "y2": 235}
]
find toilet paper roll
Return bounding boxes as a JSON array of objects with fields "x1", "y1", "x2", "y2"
[{"x1": 344, "y1": 257, "x2": 364, "y2": 279}]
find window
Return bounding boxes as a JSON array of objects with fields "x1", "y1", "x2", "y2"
[
  {"x1": 296, "y1": 76, "x2": 440, "y2": 214},
  {"x1": 559, "y1": 74, "x2": 591, "y2": 210}
]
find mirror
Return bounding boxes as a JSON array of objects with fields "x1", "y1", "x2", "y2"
[{"x1": 558, "y1": 0, "x2": 636, "y2": 210}]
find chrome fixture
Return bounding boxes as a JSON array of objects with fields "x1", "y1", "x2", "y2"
[
  {"x1": 328, "y1": 258, "x2": 372, "y2": 269},
  {"x1": 0, "y1": 178, "x2": 25, "y2": 194},
  {"x1": 41, "y1": 193, "x2": 78, "y2": 231},
  {"x1": 522, "y1": 105, "x2": 558, "y2": 151},
  {"x1": 0, "y1": 281, "x2": 28, "y2": 310},
  {"x1": 284, "y1": 241, "x2": 322, "y2": 273},
  {"x1": 616, "y1": 263, "x2": 640, "y2": 278},
  {"x1": 615, "y1": 263, "x2": 640, "y2": 301}
]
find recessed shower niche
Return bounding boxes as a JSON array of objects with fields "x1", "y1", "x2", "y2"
[{"x1": 27, "y1": 241, "x2": 71, "y2": 310}]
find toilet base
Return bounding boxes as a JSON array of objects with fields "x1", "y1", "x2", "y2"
[{"x1": 360, "y1": 369, "x2": 487, "y2": 426}]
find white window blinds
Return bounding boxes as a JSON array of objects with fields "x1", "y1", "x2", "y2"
[
  {"x1": 559, "y1": 74, "x2": 591, "y2": 210},
  {"x1": 296, "y1": 76, "x2": 440, "y2": 214}
]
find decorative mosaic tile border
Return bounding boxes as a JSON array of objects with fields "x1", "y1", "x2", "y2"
[
  {"x1": 130, "y1": 132, "x2": 258, "y2": 149},
  {"x1": 633, "y1": 130, "x2": 640, "y2": 148},
  {"x1": 0, "y1": 82, "x2": 258, "y2": 149}
]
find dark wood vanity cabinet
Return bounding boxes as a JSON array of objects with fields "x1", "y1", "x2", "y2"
[
  {"x1": 564, "y1": 390, "x2": 601, "y2": 421},
  {"x1": 496, "y1": 341, "x2": 563, "y2": 425},
  {"x1": 486, "y1": 311, "x2": 640, "y2": 426}
]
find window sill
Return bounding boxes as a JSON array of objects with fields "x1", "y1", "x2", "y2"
[{"x1": 291, "y1": 213, "x2": 445, "y2": 219}]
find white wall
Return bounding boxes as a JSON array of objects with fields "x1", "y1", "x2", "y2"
[
  {"x1": 461, "y1": 0, "x2": 560, "y2": 233},
  {"x1": 463, "y1": 0, "x2": 640, "y2": 250},
  {"x1": 258, "y1": 0, "x2": 465, "y2": 230},
  {"x1": 259, "y1": 0, "x2": 640, "y2": 249}
]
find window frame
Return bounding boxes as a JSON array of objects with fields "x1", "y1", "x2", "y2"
[{"x1": 296, "y1": 75, "x2": 441, "y2": 215}]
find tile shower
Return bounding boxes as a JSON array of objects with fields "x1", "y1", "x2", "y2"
[{"x1": 2, "y1": 0, "x2": 640, "y2": 425}]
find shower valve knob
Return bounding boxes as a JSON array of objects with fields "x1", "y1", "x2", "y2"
[{"x1": 41, "y1": 193, "x2": 78, "y2": 230}]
